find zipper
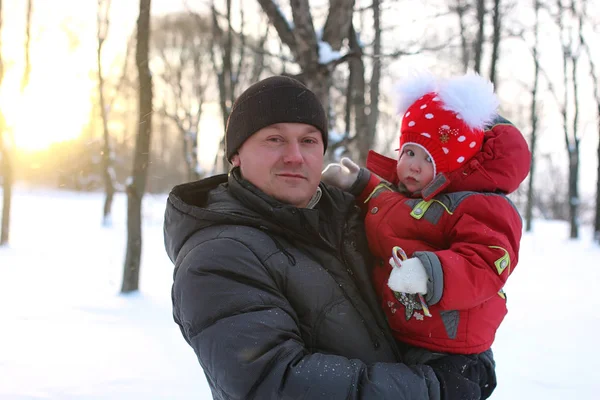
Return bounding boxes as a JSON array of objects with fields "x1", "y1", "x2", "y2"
[{"x1": 296, "y1": 212, "x2": 382, "y2": 350}]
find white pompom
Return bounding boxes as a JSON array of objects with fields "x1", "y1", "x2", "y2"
[
  {"x1": 437, "y1": 71, "x2": 499, "y2": 130},
  {"x1": 395, "y1": 71, "x2": 437, "y2": 116}
]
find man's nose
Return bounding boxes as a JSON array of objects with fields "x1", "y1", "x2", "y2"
[{"x1": 282, "y1": 142, "x2": 304, "y2": 163}]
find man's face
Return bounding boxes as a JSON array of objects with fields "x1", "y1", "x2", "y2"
[
  {"x1": 396, "y1": 144, "x2": 435, "y2": 193},
  {"x1": 231, "y1": 123, "x2": 324, "y2": 208}
]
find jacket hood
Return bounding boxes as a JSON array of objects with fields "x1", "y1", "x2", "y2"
[
  {"x1": 440, "y1": 116, "x2": 531, "y2": 196},
  {"x1": 164, "y1": 168, "x2": 356, "y2": 264},
  {"x1": 367, "y1": 116, "x2": 531, "y2": 200},
  {"x1": 164, "y1": 173, "x2": 236, "y2": 264}
]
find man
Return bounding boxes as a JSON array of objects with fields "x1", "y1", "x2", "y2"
[{"x1": 164, "y1": 76, "x2": 486, "y2": 399}]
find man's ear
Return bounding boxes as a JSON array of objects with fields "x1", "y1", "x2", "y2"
[{"x1": 231, "y1": 154, "x2": 240, "y2": 167}]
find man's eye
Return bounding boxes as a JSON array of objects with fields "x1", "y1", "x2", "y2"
[
  {"x1": 267, "y1": 137, "x2": 283, "y2": 142},
  {"x1": 303, "y1": 138, "x2": 318, "y2": 144}
]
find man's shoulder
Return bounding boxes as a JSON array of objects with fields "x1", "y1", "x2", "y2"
[
  {"x1": 175, "y1": 224, "x2": 279, "y2": 266},
  {"x1": 319, "y1": 181, "x2": 359, "y2": 209}
]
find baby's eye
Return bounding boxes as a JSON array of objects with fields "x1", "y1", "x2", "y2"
[
  {"x1": 426, "y1": 156, "x2": 433, "y2": 163},
  {"x1": 407, "y1": 150, "x2": 415, "y2": 156}
]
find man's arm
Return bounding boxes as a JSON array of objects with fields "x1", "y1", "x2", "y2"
[{"x1": 173, "y1": 237, "x2": 448, "y2": 399}]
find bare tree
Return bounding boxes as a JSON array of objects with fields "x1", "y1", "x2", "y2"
[
  {"x1": 454, "y1": 0, "x2": 472, "y2": 72},
  {"x1": 339, "y1": 0, "x2": 382, "y2": 165},
  {"x1": 208, "y1": 1, "x2": 256, "y2": 171},
  {"x1": 122, "y1": 0, "x2": 153, "y2": 293},
  {"x1": 489, "y1": 0, "x2": 502, "y2": 86},
  {"x1": 183, "y1": 1, "x2": 269, "y2": 173},
  {"x1": 342, "y1": 22, "x2": 368, "y2": 162},
  {"x1": 450, "y1": 0, "x2": 506, "y2": 82},
  {"x1": 152, "y1": 13, "x2": 211, "y2": 182},
  {"x1": 554, "y1": 0, "x2": 582, "y2": 238},
  {"x1": 21, "y1": 0, "x2": 32, "y2": 92},
  {"x1": 578, "y1": 1, "x2": 600, "y2": 241},
  {"x1": 257, "y1": 0, "x2": 355, "y2": 106},
  {"x1": 97, "y1": 0, "x2": 118, "y2": 226},
  {"x1": 367, "y1": 0, "x2": 383, "y2": 160},
  {"x1": 525, "y1": 0, "x2": 541, "y2": 232},
  {"x1": 0, "y1": 0, "x2": 13, "y2": 246},
  {"x1": 473, "y1": 0, "x2": 486, "y2": 73}
]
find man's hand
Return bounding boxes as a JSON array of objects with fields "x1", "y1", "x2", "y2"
[
  {"x1": 429, "y1": 355, "x2": 483, "y2": 400},
  {"x1": 321, "y1": 157, "x2": 360, "y2": 191},
  {"x1": 388, "y1": 256, "x2": 428, "y2": 294}
]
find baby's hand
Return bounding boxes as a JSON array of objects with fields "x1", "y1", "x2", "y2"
[
  {"x1": 388, "y1": 256, "x2": 429, "y2": 295},
  {"x1": 321, "y1": 157, "x2": 360, "y2": 191}
]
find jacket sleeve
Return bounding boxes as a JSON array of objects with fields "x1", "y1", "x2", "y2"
[
  {"x1": 172, "y1": 237, "x2": 442, "y2": 400},
  {"x1": 349, "y1": 168, "x2": 395, "y2": 214},
  {"x1": 415, "y1": 195, "x2": 522, "y2": 310}
]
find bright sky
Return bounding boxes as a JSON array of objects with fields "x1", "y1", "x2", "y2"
[
  {"x1": 0, "y1": 0, "x2": 186, "y2": 151},
  {"x1": 0, "y1": 2, "x2": 91, "y2": 150}
]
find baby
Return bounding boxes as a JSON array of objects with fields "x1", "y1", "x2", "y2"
[{"x1": 322, "y1": 71, "x2": 531, "y2": 399}]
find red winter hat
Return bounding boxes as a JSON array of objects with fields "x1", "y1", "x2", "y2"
[{"x1": 396, "y1": 72, "x2": 499, "y2": 176}]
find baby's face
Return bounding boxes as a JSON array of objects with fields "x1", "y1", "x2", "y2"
[{"x1": 396, "y1": 144, "x2": 435, "y2": 193}]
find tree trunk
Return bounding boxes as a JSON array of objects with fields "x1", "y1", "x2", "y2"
[
  {"x1": 568, "y1": 18, "x2": 581, "y2": 239},
  {"x1": 578, "y1": 0, "x2": 599, "y2": 241},
  {"x1": 489, "y1": 0, "x2": 501, "y2": 87},
  {"x1": 0, "y1": 123, "x2": 12, "y2": 246},
  {"x1": 367, "y1": 0, "x2": 382, "y2": 161},
  {"x1": 455, "y1": 0, "x2": 470, "y2": 72},
  {"x1": 525, "y1": 0, "x2": 540, "y2": 232},
  {"x1": 257, "y1": 0, "x2": 354, "y2": 116},
  {"x1": 177, "y1": 125, "x2": 200, "y2": 182},
  {"x1": 596, "y1": 106, "x2": 600, "y2": 242},
  {"x1": 473, "y1": 0, "x2": 485, "y2": 74},
  {"x1": 555, "y1": 0, "x2": 579, "y2": 239},
  {"x1": 122, "y1": 0, "x2": 152, "y2": 293},
  {"x1": 21, "y1": 0, "x2": 32, "y2": 92},
  {"x1": 210, "y1": 1, "x2": 235, "y2": 172},
  {"x1": 97, "y1": 0, "x2": 116, "y2": 226},
  {"x1": 0, "y1": 0, "x2": 12, "y2": 246},
  {"x1": 568, "y1": 150, "x2": 579, "y2": 239},
  {"x1": 348, "y1": 23, "x2": 369, "y2": 163}
]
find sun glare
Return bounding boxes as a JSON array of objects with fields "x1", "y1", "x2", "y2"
[
  {"x1": 1, "y1": 70, "x2": 92, "y2": 152},
  {"x1": 0, "y1": 18, "x2": 95, "y2": 152}
]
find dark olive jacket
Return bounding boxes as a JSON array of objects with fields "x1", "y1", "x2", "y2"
[{"x1": 164, "y1": 168, "x2": 441, "y2": 399}]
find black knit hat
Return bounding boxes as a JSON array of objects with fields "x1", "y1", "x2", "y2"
[{"x1": 225, "y1": 75, "x2": 328, "y2": 161}]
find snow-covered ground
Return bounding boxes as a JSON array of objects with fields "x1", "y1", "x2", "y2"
[{"x1": 1, "y1": 188, "x2": 598, "y2": 399}]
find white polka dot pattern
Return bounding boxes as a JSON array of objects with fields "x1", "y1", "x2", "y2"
[{"x1": 399, "y1": 92, "x2": 484, "y2": 175}]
